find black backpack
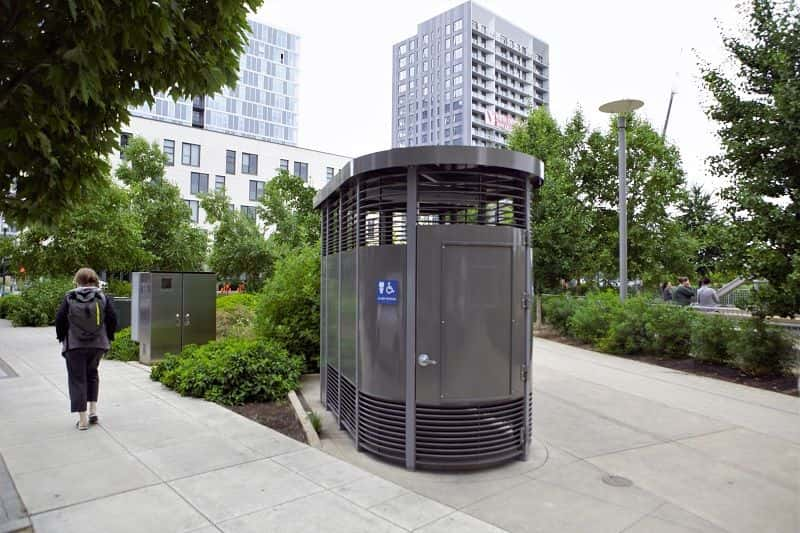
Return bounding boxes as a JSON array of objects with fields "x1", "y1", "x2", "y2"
[{"x1": 67, "y1": 290, "x2": 106, "y2": 341}]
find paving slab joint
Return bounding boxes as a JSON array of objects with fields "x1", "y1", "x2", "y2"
[
  {"x1": 0, "y1": 518, "x2": 32, "y2": 533},
  {"x1": 289, "y1": 390, "x2": 321, "y2": 448}
]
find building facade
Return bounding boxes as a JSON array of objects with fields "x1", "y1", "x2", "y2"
[
  {"x1": 131, "y1": 20, "x2": 300, "y2": 146},
  {"x1": 114, "y1": 116, "x2": 349, "y2": 229},
  {"x1": 391, "y1": 1, "x2": 549, "y2": 149}
]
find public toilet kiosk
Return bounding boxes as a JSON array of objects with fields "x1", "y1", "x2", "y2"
[{"x1": 315, "y1": 146, "x2": 543, "y2": 470}]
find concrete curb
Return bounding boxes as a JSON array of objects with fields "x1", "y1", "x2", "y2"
[{"x1": 288, "y1": 390, "x2": 321, "y2": 448}]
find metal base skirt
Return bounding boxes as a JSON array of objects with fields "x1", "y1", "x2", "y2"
[{"x1": 326, "y1": 365, "x2": 531, "y2": 470}]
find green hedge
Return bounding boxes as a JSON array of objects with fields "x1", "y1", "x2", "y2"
[
  {"x1": 150, "y1": 338, "x2": 303, "y2": 405},
  {"x1": 106, "y1": 279, "x2": 132, "y2": 298},
  {"x1": 0, "y1": 294, "x2": 22, "y2": 319},
  {"x1": 106, "y1": 327, "x2": 139, "y2": 361},
  {"x1": 216, "y1": 293, "x2": 259, "y2": 312},
  {"x1": 8, "y1": 277, "x2": 74, "y2": 327},
  {"x1": 541, "y1": 293, "x2": 798, "y2": 377}
]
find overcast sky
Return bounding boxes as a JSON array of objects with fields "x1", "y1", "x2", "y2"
[{"x1": 252, "y1": 0, "x2": 742, "y2": 192}]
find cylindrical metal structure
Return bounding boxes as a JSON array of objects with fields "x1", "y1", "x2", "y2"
[
  {"x1": 618, "y1": 116, "x2": 628, "y2": 302},
  {"x1": 315, "y1": 146, "x2": 543, "y2": 470}
]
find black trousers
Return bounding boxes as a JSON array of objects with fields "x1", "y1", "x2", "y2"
[{"x1": 65, "y1": 349, "x2": 104, "y2": 413}]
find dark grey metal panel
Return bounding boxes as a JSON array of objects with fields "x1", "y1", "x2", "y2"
[
  {"x1": 111, "y1": 297, "x2": 131, "y2": 332},
  {"x1": 340, "y1": 250, "x2": 357, "y2": 382},
  {"x1": 357, "y1": 245, "x2": 406, "y2": 402},
  {"x1": 314, "y1": 146, "x2": 544, "y2": 207},
  {"x1": 441, "y1": 244, "x2": 512, "y2": 400},
  {"x1": 181, "y1": 273, "x2": 216, "y2": 348},
  {"x1": 416, "y1": 225, "x2": 525, "y2": 405},
  {"x1": 325, "y1": 254, "x2": 339, "y2": 370},
  {"x1": 149, "y1": 273, "x2": 181, "y2": 360}
]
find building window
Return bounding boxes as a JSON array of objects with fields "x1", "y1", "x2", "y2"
[
  {"x1": 453, "y1": 47, "x2": 463, "y2": 60},
  {"x1": 242, "y1": 152, "x2": 258, "y2": 175},
  {"x1": 120, "y1": 133, "x2": 131, "y2": 160},
  {"x1": 454, "y1": 34, "x2": 463, "y2": 46},
  {"x1": 399, "y1": 70, "x2": 407, "y2": 81},
  {"x1": 226, "y1": 150, "x2": 236, "y2": 174},
  {"x1": 190, "y1": 172, "x2": 209, "y2": 195},
  {"x1": 241, "y1": 205, "x2": 257, "y2": 220},
  {"x1": 454, "y1": 18, "x2": 463, "y2": 31},
  {"x1": 182, "y1": 143, "x2": 200, "y2": 166},
  {"x1": 185, "y1": 200, "x2": 199, "y2": 223},
  {"x1": 399, "y1": 43, "x2": 407, "y2": 55},
  {"x1": 326, "y1": 167, "x2": 335, "y2": 180},
  {"x1": 280, "y1": 158, "x2": 289, "y2": 171},
  {"x1": 163, "y1": 139, "x2": 175, "y2": 166},
  {"x1": 293, "y1": 161, "x2": 309, "y2": 181},
  {"x1": 215, "y1": 175, "x2": 225, "y2": 192},
  {"x1": 249, "y1": 180, "x2": 265, "y2": 201}
]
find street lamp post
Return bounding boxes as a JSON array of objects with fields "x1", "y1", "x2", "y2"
[{"x1": 599, "y1": 99, "x2": 644, "y2": 302}]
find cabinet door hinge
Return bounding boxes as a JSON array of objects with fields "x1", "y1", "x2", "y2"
[
  {"x1": 521, "y1": 292, "x2": 531, "y2": 310},
  {"x1": 521, "y1": 365, "x2": 529, "y2": 382}
]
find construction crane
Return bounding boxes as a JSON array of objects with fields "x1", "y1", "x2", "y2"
[{"x1": 661, "y1": 89, "x2": 676, "y2": 139}]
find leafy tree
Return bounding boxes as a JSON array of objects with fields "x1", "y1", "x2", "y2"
[
  {"x1": 573, "y1": 113, "x2": 692, "y2": 287},
  {"x1": 701, "y1": 0, "x2": 800, "y2": 316},
  {"x1": 258, "y1": 170, "x2": 320, "y2": 254},
  {"x1": 676, "y1": 185, "x2": 731, "y2": 277},
  {"x1": 115, "y1": 137, "x2": 206, "y2": 271},
  {"x1": 0, "y1": 0, "x2": 263, "y2": 226},
  {"x1": 13, "y1": 179, "x2": 149, "y2": 276},
  {"x1": 201, "y1": 191, "x2": 272, "y2": 290},
  {"x1": 509, "y1": 108, "x2": 592, "y2": 322}
]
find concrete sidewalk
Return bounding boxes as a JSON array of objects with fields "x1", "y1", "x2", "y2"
[
  {"x1": 0, "y1": 320, "x2": 504, "y2": 533},
  {"x1": 303, "y1": 337, "x2": 800, "y2": 533}
]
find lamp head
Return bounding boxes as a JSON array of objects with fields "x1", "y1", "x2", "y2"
[{"x1": 599, "y1": 99, "x2": 644, "y2": 114}]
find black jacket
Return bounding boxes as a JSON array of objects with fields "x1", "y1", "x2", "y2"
[{"x1": 55, "y1": 289, "x2": 118, "y2": 353}]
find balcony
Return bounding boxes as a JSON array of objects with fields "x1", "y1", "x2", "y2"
[
  {"x1": 471, "y1": 89, "x2": 494, "y2": 105},
  {"x1": 495, "y1": 65, "x2": 529, "y2": 87},
  {"x1": 471, "y1": 51, "x2": 493, "y2": 68},
  {"x1": 471, "y1": 21, "x2": 492, "y2": 38},
  {"x1": 471, "y1": 66, "x2": 493, "y2": 81},
  {"x1": 471, "y1": 37, "x2": 493, "y2": 54}
]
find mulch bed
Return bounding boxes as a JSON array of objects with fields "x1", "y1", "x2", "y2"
[
  {"x1": 227, "y1": 401, "x2": 307, "y2": 443},
  {"x1": 534, "y1": 327, "x2": 799, "y2": 397}
]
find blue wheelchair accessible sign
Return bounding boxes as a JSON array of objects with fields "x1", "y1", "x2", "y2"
[{"x1": 377, "y1": 280, "x2": 399, "y2": 304}]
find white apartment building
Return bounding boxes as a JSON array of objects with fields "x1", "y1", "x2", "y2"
[{"x1": 112, "y1": 115, "x2": 350, "y2": 229}]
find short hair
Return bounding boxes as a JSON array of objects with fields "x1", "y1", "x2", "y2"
[
  {"x1": 677, "y1": 276, "x2": 688, "y2": 283},
  {"x1": 74, "y1": 268, "x2": 100, "y2": 287},
  {"x1": 701, "y1": 277, "x2": 711, "y2": 286}
]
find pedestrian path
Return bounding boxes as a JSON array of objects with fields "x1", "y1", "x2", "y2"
[
  {"x1": 302, "y1": 337, "x2": 800, "y2": 533},
  {"x1": 0, "y1": 320, "x2": 506, "y2": 533}
]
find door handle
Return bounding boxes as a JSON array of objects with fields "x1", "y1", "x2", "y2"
[
  {"x1": 417, "y1": 353, "x2": 438, "y2": 367},
  {"x1": 184, "y1": 313, "x2": 191, "y2": 327},
  {"x1": 175, "y1": 313, "x2": 181, "y2": 327}
]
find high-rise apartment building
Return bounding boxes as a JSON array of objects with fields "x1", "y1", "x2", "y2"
[
  {"x1": 391, "y1": 2, "x2": 549, "y2": 149},
  {"x1": 132, "y1": 20, "x2": 300, "y2": 145}
]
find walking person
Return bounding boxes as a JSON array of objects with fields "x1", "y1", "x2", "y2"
[
  {"x1": 673, "y1": 277, "x2": 696, "y2": 306},
  {"x1": 55, "y1": 268, "x2": 118, "y2": 430},
  {"x1": 697, "y1": 277, "x2": 720, "y2": 307},
  {"x1": 661, "y1": 281, "x2": 673, "y2": 302}
]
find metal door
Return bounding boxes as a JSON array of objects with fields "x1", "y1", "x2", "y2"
[
  {"x1": 416, "y1": 225, "x2": 526, "y2": 404},
  {"x1": 150, "y1": 273, "x2": 182, "y2": 358},
  {"x1": 181, "y1": 273, "x2": 216, "y2": 347}
]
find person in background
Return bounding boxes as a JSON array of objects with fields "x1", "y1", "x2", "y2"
[
  {"x1": 673, "y1": 277, "x2": 695, "y2": 306},
  {"x1": 55, "y1": 268, "x2": 118, "y2": 430},
  {"x1": 661, "y1": 281, "x2": 673, "y2": 302},
  {"x1": 697, "y1": 277, "x2": 720, "y2": 307}
]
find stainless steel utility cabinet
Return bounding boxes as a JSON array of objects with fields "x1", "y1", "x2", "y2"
[
  {"x1": 132, "y1": 272, "x2": 216, "y2": 364},
  {"x1": 314, "y1": 146, "x2": 543, "y2": 470}
]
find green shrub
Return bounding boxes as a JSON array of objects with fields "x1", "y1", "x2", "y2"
[
  {"x1": 150, "y1": 338, "x2": 303, "y2": 405},
  {"x1": 216, "y1": 292, "x2": 259, "y2": 312},
  {"x1": 106, "y1": 327, "x2": 139, "y2": 361},
  {"x1": 217, "y1": 304, "x2": 257, "y2": 339},
  {"x1": 0, "y1": 294, "x2": 22, "y2": 319},
  {"x1": 106, "y1": 279, "x2": 132, "y2": 297},
  {"x1": 8, "y1": 277, "x2": 74, "y2": 327},
  {"x1": 256, "y1": 246, "x2": 320, "y2": 372},
  {"x1": 597, "y1": 297, "x2": 651, "y2": 354},
  {"x1": 644, "y1": 304, "x2": 693, "y2": 358},
  {"x1": 568, "y1": 291, "x2": 621, "y2": 345},
  {"x1": 691, "y1": 314, "x2": 738, "y2": 364},
  {"x1": 541, "y1": 295, "x2": 581, "y2": 336},
  {"x1": 727, "y1": 319, "x2": 797, "y2": 376}
]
